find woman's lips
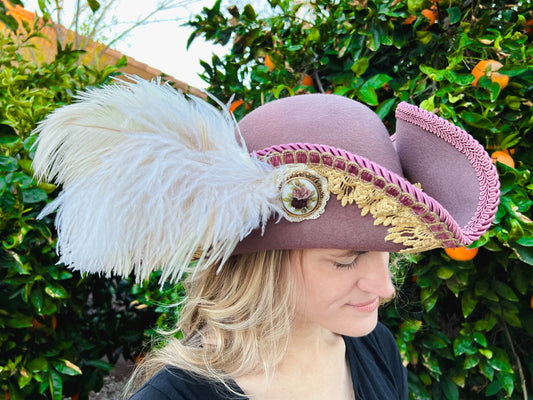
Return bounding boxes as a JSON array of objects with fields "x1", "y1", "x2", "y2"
[{"x1": 346, "y1": 297, "x2": 380, "y2": 313}]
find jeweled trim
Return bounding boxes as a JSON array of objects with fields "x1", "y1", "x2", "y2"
[{"x1": 257, "y1": 146, "x2": 461, "y2": 253}]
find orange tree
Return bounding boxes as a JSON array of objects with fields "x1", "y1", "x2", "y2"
[{"x1": 188, "y1": 0, "x2": 533, "y2": 398}]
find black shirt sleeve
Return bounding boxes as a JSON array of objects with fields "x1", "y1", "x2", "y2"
[{"x1": 128, "y1": 367, "x2": 238, "y2": 400}]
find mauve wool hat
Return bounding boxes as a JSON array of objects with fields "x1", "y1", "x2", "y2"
[
  {"x1": 234, "y1": 94, "x2": 500, "y2": 255},
  {"x1": 32, "y1": 78, "x2": 500, "y2": 283}
]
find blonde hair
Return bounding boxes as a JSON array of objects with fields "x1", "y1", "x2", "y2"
[{"x1": 123, "y1": 249, "x2": 295, "y2": 398}]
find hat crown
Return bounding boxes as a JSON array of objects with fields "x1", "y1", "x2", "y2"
[{"x1": 239, "y1": 94, "x2": 403, "y2": 177}]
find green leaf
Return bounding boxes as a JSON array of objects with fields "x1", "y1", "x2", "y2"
[
  {"x1": 48, "y1": 369, "x2": 62, "y2": 400},
  {"x1": 376, "y1": 98, "x2": 396, "y2": 119},
  {"x1": 84, "y1": 359, "x2": 113, "y2": 371},
  {"x1": 437, "y1": 266, "x2": 454, "y2": 279},
  {"x1": 86, "y1": 0, "x2": 100, "y2": 12},
  {"x1": 0, "y1": 155, "x2": 18, "y2": 171},
  {"x1": 447, "y1": 7, "x2": 461, "y2": 25},
  {"x1": 350, "y1": 57, "x2": 369, "y2": 77},
  {"x1": 365, "y1": 73, "x2": 392, "y2": 89},
  {"x1": 461, "y1": 112, "x2": 497, "y2": 132},
  {"x1": 6, "y1": 313, "x2": 33, "y2": 328},
  {"x1": 472, "y1": 332, "x2": 487, "y2": 348},
  {"x1": 492, "y1": 281, "x2": 518, "y2": 302},
  {"x1": 512, "y1": 244, "x2": 533, "y2": 266},
  {"x1": 0, "y1": 12, "x2": 19, "y2": 31},
  {"x1": 478, "y1": 349, "x2": 494, "y2": 360},
  {"x1": 287, "y1": 44, "x2": 303, "y2": 51},
  {"x1": 53, "y1": 360, "x2": 82, "y2": 376},
  {"x1": 420, "y1": 65, "x2": 446, "y2": 81},
  {"x1": 441, "y1": 375, "x2": 459, "y2": 400},
  {"x1": 22, "y1": 188, "x2": 48, "y2": 204},
  {"x1": 422, "y1": 333, "x2": 449, "y2": 349},
  {"x1": 461, "y1": 291, "x2": 477, "y2": 318},
  {"x1": 464, "y1": 354, "x2": 481, "y2": 369},
  {"x1": 18, "y1": 370, "x2": 32, "y2": 388},
  {"x1": 30, "y1": 288, "x2": 44, "y2": 313},
  {"x1": 358, "y1": 86, "x2": 378, "y2": 105},
  {"x1": 26, "y1": 358, "x2": 48, "y2": 373},
  {"x1": 485, "y1": 379, "x2": 502, "y2": 396},
  {"x1": 500, "y1": 373, "x2": 514, "y2": 396},
  {"x1": 453, "y1": 335, "x2": 476, "y2": 356},
  {"x1": 44, "y1": 283, "x2": 69, "y2": 299},
  {"x1": 487, "y1": 349, "x2": 513, "y2": 373}
]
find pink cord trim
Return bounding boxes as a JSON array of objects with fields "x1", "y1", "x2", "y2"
[
  {"x1": 395, "y1": 102, "x2": 500, "y2": 243},
  {"x1": 256, "y1": 143, "x2": 464, "y2": 247}
]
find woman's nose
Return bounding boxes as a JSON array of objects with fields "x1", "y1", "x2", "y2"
[{"x1": 357, "y1": 252, "x2": 395, "y2": 298}]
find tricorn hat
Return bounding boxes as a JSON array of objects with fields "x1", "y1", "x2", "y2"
[{"x1": 32, "y1": 78, "x2": 499, "y2": 283}]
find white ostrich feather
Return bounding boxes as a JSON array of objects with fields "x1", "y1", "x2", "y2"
[{"x1": 33, "y1": 77, "x2": 285, "y2": 283}]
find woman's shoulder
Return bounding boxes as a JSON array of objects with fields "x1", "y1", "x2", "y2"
[{"x1": 128, "y1": 366, "x2": 234, "y2": 400}]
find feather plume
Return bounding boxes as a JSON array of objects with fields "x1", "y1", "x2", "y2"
[{"x1": 33, "y1": 77, "x2": 285, "y2": 283}]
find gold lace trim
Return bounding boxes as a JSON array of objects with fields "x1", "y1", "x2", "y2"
[{"x1": 309, "y1": 165, "x2": 447, "y2": 253}]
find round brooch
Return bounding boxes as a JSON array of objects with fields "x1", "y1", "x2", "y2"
[{"x1": 280, "y1": 166, "x2": 329, "y2": 222}]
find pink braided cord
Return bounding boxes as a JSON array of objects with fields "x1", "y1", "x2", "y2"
[
  {"x1": 256, "y1": 142, "x2": 465, "y2": 245},
  {"x1": 395, "y1": 102, "x2": 500, "y2": 243}
]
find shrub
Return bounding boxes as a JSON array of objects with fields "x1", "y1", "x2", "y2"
[
  {"x1": 188, "y1": 0, "x2": 533, "y2": 398},
  {"x1": 0, "y1": 23, "x2": 155, "y2": 399}
]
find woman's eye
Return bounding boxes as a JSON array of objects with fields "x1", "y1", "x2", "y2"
[{"x1": 334, "y1": 258, "x2": 358, "y2": 270}]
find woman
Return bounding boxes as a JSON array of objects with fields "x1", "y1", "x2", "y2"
[{"x1": 32, "y1": 79, "x2": 500, "y2": 399}]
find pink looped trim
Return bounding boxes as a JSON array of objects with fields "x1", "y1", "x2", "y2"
[
  {"x1": 256, "y1": 142, "x2": 465, "y2": 245},
  {"x1": 395, "y1": 102, "x2": 500, "y2": 244}
]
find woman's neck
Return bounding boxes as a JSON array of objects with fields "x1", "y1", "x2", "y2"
[
  {"x1": 234, "y1": 322, "x2": 354, "y2": 400},
  {"x1": 282, "y1": 320, "x2": 341, "y2": 365}
]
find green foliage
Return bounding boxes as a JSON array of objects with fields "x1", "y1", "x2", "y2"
[
  {"x1": 189, "y1": 0, "x2": 533, "y2": 398},
  {"x1": 0, "y1": 1, "x2": 101, "y2": 31},
  {"x1": 0, "y1": 25, "x2": 156, "y2": 399}
]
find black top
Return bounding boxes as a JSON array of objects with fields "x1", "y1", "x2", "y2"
[{"x1": 129, "y1": 322, "x2": 408, "y2": 399}]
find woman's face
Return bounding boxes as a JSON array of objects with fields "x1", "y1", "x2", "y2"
[{"x1": 291, "y1": 249, "x2": 394, "y2": 337}]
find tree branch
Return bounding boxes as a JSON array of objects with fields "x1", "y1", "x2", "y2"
[{"x1": 501, "y1": 317, "x2": 527, "y2": 400}]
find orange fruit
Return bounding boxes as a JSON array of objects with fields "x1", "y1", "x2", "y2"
[
  {"x1": 403, "y1": 15, "x2": 417, "y2": 25},
  {"x1": 31, "y1": 314, "x2": 57, "y2": 332},
  {"x1": 302, "y1": 74, "x2": 314, "y2": 87},
  {"x1": 229, "y1": 100, "x2": 249, "y2": 114},
  {"x1": 421, "y1": 6, "x2": 438, "y2": 26},
  {"x1": 491, "y1": 150, "x2": 515, "y2": 168},
  {"x1": 265, "y1": 54, "x2": 274, "y2": 71},
  {"x1": 472, "y1": 60, "x2": 509, "y2": 89},
  {"x1": 525, "y1": 19, "x2": 533, "y2": 36},
  {"x1": 531, "y1": 295, "x2": 533, "y2": 309},
  {"x1": 32, "y1": 317, "x2": 44, "y2": 329},
  {"x1": 445, "y1": 246, "x2": 479, "y2": 261}
]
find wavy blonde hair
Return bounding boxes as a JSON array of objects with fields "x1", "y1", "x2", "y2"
[{"x1": 123, "y1": 249, "x2": 295, "y2": 398}]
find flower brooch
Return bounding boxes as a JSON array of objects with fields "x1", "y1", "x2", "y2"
[{"x1": 280, "y1": 166, "x2": 329, "y2": 222}]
